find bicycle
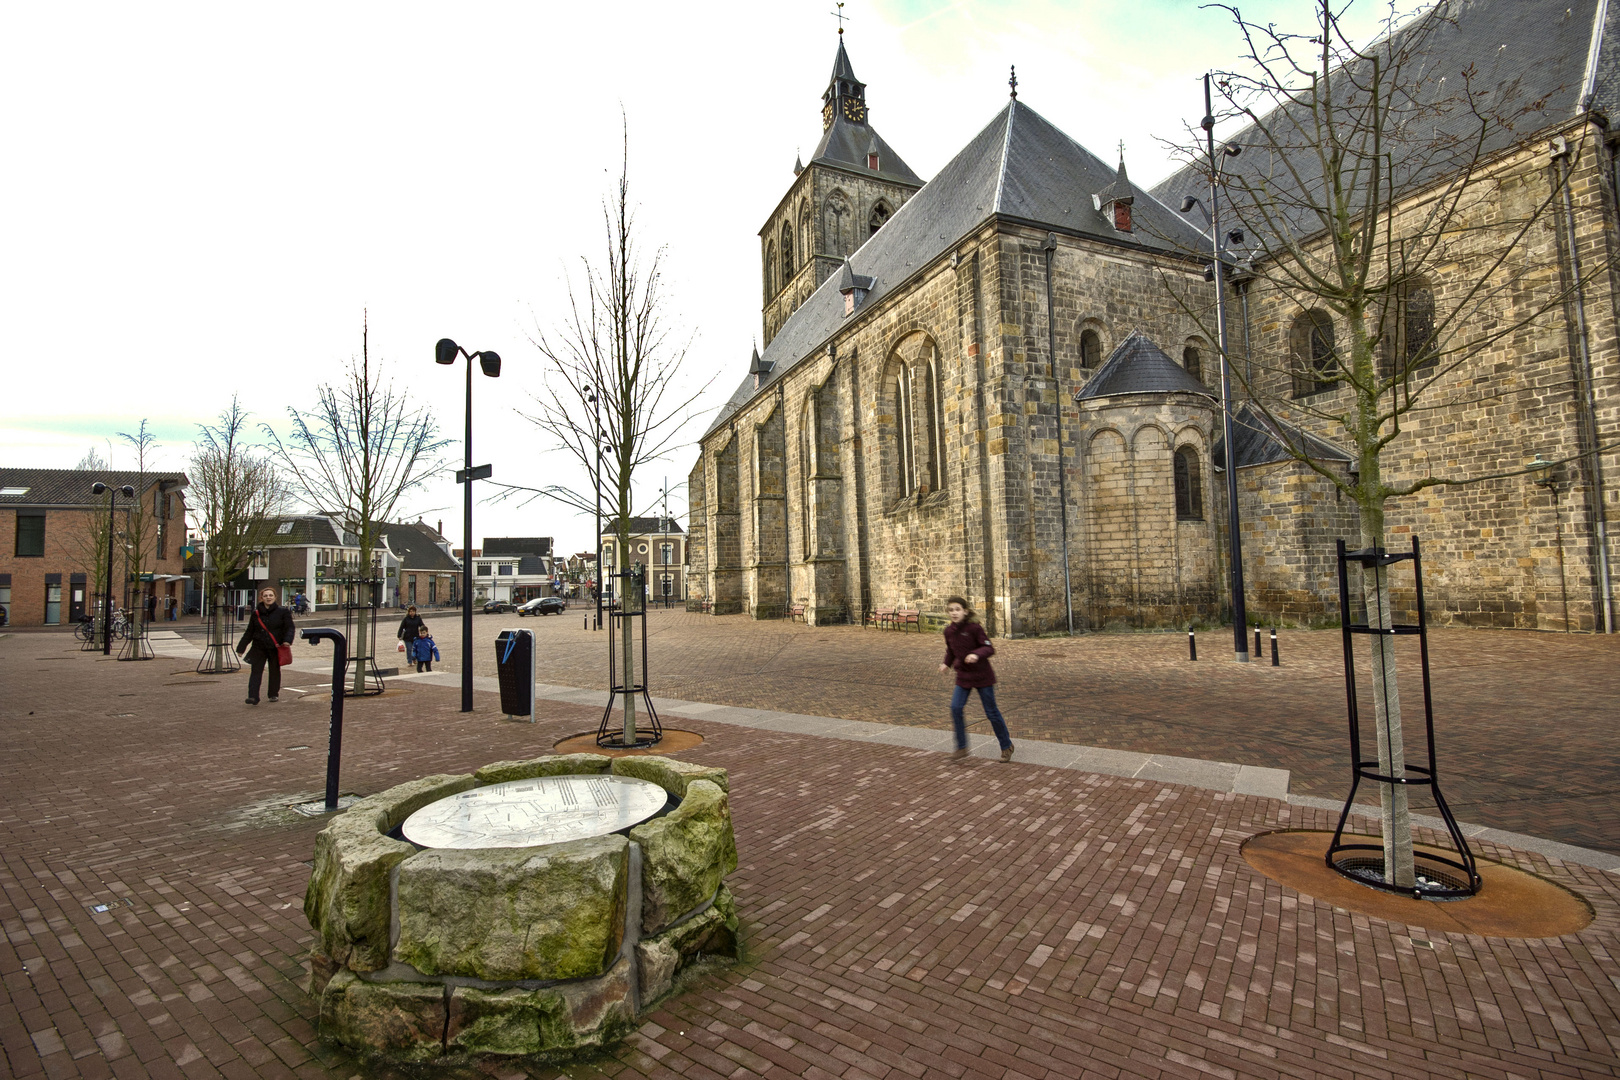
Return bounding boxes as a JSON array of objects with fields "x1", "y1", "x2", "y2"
[{"x1": 74, "y1": 614, "x2": 96, "y2": 641}]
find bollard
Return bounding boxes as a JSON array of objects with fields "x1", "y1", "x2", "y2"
[
  {"x1": 1188, "y1": 630, "x2": 1197, "y2": 661},
  {"x1": 1254, "y1": 627, "x2": 1263, "y2": 657},
  {"x1": 300, "y1": 627, "x2": 348, "y2": 811},
  {"x1": 583, "y1": 615, "x2": 588, "y2": 630},
  {"x1": 1270, "y1": 627, "x2": 1280, "y2": 666}
]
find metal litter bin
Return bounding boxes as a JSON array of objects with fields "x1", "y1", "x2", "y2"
[{"x1": 493, "y1": 628, "x2": 535, "y2": 722}]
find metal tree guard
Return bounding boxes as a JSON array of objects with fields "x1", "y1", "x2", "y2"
[
  {"x1": 339, "y1": 577, "x2": 386, "y2": 697},
  {"x1": 596, "y1": 565, "x2": 663, "y2": 749},
  {"x1": 1328, "y1": 537, "x2": 1481, "y2": 899},
  {"x1": 196, "y1": 584, "x2": 241, "y2": 674}
]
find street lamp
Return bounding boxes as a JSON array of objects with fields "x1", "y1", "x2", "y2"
[
  {"x1": 90, "y1": 482, "x2": 135, "y2": 655},
  {"x1": 584, "y1": 385, "x2": 604, "y2": 630},
  {"x1": 1183, "y1": 72, "x2": 1252, "y2": 663},
  {"x1": 436, "y1": 337, "x2": 501, "y2": 712}
]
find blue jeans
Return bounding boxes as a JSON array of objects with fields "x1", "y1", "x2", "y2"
[{"x1": 951, "y1": 684, "x2": 1012, "y2": 751}]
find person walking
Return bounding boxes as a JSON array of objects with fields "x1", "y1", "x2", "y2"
[
  {"x1": 937, "y1": 596, "x2": 1014, "y2": 763},
  {"x1": 237, "y1": 586, "x2": 294, "y2": 706},
  {"x1": 409, "y1": 625, "x2": 440, "y2": 673},
  {"x1": 397, "y1": 605, "x2": 426, "y2": 645}
]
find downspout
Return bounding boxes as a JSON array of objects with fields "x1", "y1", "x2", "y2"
[
  {"x1": 1042, "y1": 232, "x2": 1075, "y2": 634},
  {"x1": 1552, "y1": 134, "x2": 1616, "y2": 633}
]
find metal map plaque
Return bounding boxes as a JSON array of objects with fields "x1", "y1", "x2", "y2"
[{"x1": 401, "y1": 775, "x2": 668, "y2": 850}]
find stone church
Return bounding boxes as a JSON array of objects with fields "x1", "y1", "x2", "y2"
[{"x1": 685, "y1": 3, "x2": 1620, "y2": 637}]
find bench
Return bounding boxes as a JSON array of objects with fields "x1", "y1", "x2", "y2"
[
  {"x1": 894, "y1": 608, "x2": 921, "y2": 632},
  {"x1": 699, "y1": 598, "x2": 714, "y2": 614},
  {"x1": 787, "y1": 603, "x2": 806, "y2": 622},
  {"x1": 866, "y1": 607, "x2": 896, "y2": 630}
]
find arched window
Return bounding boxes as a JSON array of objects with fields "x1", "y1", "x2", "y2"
[
  {"x1": 824, "y1": 191, "x2": 850, "y2": 258},
  {"x1": 1290, "y1": 310, "x2": 1337, "y2": 397},
  {"x1": 1182, "y1": 345, "x2": 1202, "y2": 383},
  {"x1": 800, "y1": 399, "x2": 814, "y2": 553},
  {"x1": 892, "y1": 364, "x2": 916, "y2": 497},
  {"x1": 764, "y1": 241, "x2": 776, "y2": 299},
  {"x1": 1404, "y1": 283, "x2": 1438, "y2": 375},
  {"x1": 1173, "y1": 447, "x2": 1203, "y2": 520},
  {"x1": 781, "y1": 223, "x2": 794, "y2": 283},
  {"x1": 869, "y1": 202, "x2": 890, "y2": 238},
  {"x1": 800, "y1": 205, "x2": 813, "y2": 262},
  {"x1": 1080, "y1": 328, "x2": 1102, "y2": 369},
  {"x1": 924, "y1": 356, "x2": 944, "y2": 493}
]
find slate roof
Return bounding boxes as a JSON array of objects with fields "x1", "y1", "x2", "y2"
[
  {"x1": 1212, "y1": 403, "x2": 1354, "y2": 471},
  {"x1": 382, "y1": 521, "x2": 461, "y2": 572},
  {"x1": 606, "y1": 517, "x2": 684, "y2": 535},
  {"x1": 0, "y1": 468, "x2": 187, "y2": 508},
  {"x1": 1075, "y1": 331, "x2": 1216, "y2": 401},
  {"x1": 710, "y1": 100, "x2": 1209, "y2": 436},
  {"x1": 263, "y1": 515, "x2": 346, "y2": 547},
  {"x1": 1151, "y1": 0, "x2": 1609, "y2": 246},
  {"x1": 482, "y1": 536, "x2": 553, "y2": 557},
  {"x1": 808, "y1": 41, "x2": 924, "y2": 186}
]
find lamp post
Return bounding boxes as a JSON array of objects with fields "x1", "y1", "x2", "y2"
[
  {"x1": 1183, "y1": 72, "x2": 1251, "y2": 663},
  {"x1": 436, "y1": 337, "x2": 501, "y2": 712},
  {"x1": 90, "y1": 482, "x2": 135, "y2": 655},
  {"x1": 584, "y1": 385, "x2": 603, "y2": 630}
]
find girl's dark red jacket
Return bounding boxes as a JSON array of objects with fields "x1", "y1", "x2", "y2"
[{"x1": 942, "y1": 620, "x2": 997, "y2": 688}]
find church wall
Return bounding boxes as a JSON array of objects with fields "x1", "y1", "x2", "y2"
[
  {"x1": 684, "y1": 457, "x2": 707, "y2": 610},
  {"x1": 1219, "y1": 459, "x2": 1359, "y2": 626},
  {"x1": 749, "y1": 404, "x2": 788, "y2": 617},
  {"x1": 1000, "y1": 228, "x2": 1224, "y2": 633},
  {"x1": 1237, "y1": 128, "x2": 1619, "y2": 631}
]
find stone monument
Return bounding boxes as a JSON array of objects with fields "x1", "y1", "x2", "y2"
[{"x1": 304, "y1": 754, "x2": 739, "y2": 1061}]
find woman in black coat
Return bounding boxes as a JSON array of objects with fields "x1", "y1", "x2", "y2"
[
  {"x1": 237, "y1": 587, "x2": 295, "y2": 705},
  {"x1": 397, "y1": 606, "x2": 426, "y2": 643}
]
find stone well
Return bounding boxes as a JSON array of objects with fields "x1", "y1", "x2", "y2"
[{"x1": 303, "y1": 753, "x2": 739, "y2": 1060}]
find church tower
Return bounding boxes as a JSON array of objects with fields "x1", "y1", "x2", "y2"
[{"x1": 759, "y1": 37, "x2": 924, "y2": 346}]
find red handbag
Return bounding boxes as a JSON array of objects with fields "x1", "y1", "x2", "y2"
[{"x1": 256, "y1": 611, "x2": 293, "y2": 666}]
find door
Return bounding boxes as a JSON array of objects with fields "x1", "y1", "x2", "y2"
[
  {"x1": 69, "y1": 586, "x2": 85, "y2": 623},
  {"x1": 45, "y1": 583, "x2": 62, "y2": 625}
]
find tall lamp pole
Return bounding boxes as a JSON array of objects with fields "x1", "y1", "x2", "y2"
[
  {"x1": 436, "y1": 337, "x2": 501, "y2": 711},
  {"x1": 1185, "y1": 72, "x2": 1250, "y2": 662},
  {"x1": 585, "y1": 385, "x2": 603, "y2": 630},
  {"x1": 90, "y1": 482, "x2": 135, "y2": 655}
]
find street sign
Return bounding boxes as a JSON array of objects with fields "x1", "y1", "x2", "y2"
[
  {"x1": 456, "y1": 463, "x2": 494, "y2": 483},
  {"x1": 138, "y1": 572, "x2": 155, "y2": 582}
]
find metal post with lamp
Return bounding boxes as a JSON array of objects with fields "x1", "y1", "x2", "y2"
[
  {"x1": 1528, "y1": 455, "x2": 1572, "y2": 632},
  {"x1": 436, "y1": 337, "x2": 501, "y2": 712},
  {"x1": 90, "y1": 482, "x2": 135, "y2": 656},
  {"x1": 584, "y1": 384, "x2": 604, "y2": 630},
  {"x1": 1181, "y1": 72, "x2": 1252, "y2": 663}
]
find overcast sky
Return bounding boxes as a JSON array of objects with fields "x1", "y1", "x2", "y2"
[{"x1": 1, "y1": 1, "x2": 1384, "y2": 557}]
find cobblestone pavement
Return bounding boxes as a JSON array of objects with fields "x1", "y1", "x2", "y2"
[
  {"x1": 2, "y1": 630, "x2": 1618, "y2": 1080},
  {"x1": 339, "y1": 607, "x2": 1620, "y2": 856}
]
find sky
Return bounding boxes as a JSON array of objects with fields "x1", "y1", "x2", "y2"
[{"x1": 0, "y1": 0, "x2": 1387, "y2": 557}]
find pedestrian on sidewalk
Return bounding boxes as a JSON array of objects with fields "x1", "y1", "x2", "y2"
[
  {"x1": 410, "y1": 625, "x2": 440, "y2": 673},
  {"x1": 397, "y1": 605, "x2": 426, "y2": 645},
  {"x1": 938, "y1": 596, "x2": 1014, "y2": 763},
  {"x1": 237, "y1": 586, "x2": 294, "y2": 706}
]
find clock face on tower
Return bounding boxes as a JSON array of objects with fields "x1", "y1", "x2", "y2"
[
  {"x1": 822, "y1": 102, "x2": 834, "y2": 130},
  {"x1": 842, "y1": 98, "x2": 867, "y2": 123}
]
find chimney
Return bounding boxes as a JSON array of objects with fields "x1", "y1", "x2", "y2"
[{"x1": 437, "y1": 519, "x2": 443, "y2": 537}]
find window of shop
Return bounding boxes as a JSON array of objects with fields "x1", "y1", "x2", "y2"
[{"x1": 15, "y1": 512, "x2": 44, "y2": 557}]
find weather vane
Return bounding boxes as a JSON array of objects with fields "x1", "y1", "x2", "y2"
[
  {"x1": 1009, "y1": 65, "x2": 1018, "y2": 99},
  {"x1": 832, "y1": 2, "x2": 847, "y2": 35}
]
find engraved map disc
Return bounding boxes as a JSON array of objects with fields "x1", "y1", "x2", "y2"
[{"x1": 401, "y1": 775, "x2": 669, "y2": 850}]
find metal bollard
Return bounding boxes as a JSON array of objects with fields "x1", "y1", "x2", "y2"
[
  {"x1": 300, "y1": 627, "x2": 348, "y2": 811},
  {"x1": 583, "y1": 615, "x2": 588, "y2": 630},
  {"x1": 1188, "y1": 630, "x2": 1197, "y2": 661},
  {"x1": 1271, "y1": 627, "x2": 1280, "y2": 666},
  {"x1": 1254, "y1": 627, "x2": 1263, "y2": 657}
]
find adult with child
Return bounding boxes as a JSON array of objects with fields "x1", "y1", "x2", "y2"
[
  {"x1": 937, "y1": 595, "x2": 1014, "y2": 763},
  {"x1": 397, "y1": 605, "x2": 426, "y2": 645},
  {"x1": 237, "y1": 586, "x2": 295, "y2": 706},
  {"x1": 409, "y1": 625, "x2": 440, "y2": 673}
]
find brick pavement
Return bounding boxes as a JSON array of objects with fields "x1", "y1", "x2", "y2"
[
  {"x1": 2, "y1": 629, "x2": 1619, "y2": 1079},
  {"x1": 351, "y1": 608, "x2": 1620, "y2": 856}
]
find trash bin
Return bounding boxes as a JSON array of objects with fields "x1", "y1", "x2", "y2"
[{"x1": 493, "y1": 628, "x2": 534, "y2": 722}]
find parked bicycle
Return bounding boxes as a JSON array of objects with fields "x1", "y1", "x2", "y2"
[{"x1": 76, "y1": 609, "x2": 130, "y2": 641}]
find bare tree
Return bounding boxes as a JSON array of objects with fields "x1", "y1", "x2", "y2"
[
  {"x1": 266, "y1": 317, "x2": 449, "y2": 695},
  {"x1": 498, "y1": 126, "x2": 706, "y2": 741},
  {"x1": 1161, "y1": 0, "x2": 1611, "y2": 886},
  {"x1": 74, "y1": 445, "x2": 111, "y2": 471},
  {"x1": 115, "y1": 421, "x2": 160, "y2": 645},
  {"x1": 190, "y1": 397, "x2": 289, "y2": 672}
]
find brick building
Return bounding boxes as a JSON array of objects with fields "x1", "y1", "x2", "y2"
[
  {"x1": 687, "y1": 10, "x2": 1620, "y2": 634},
  {"x1": 600, "y1": 518, "x2": 685, "y2": 602},
  {"x1": 0, "y1": 467, "x2": 189, "y2": 627},
  {"x1": 381, "y1": 520, "x2": 460, "y2": 609}
]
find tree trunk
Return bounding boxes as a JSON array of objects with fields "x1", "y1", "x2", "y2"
[
  {"x1": 351, "y1": 597, "x2": 371, "y2": 695},
  {"x1": 619, "y1": 552, "x2": 637, "y2": 743},
  {"x1": 1358, "y1": 499, "x2": 1415, "y2": 888}
]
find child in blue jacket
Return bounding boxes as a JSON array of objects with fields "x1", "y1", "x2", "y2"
[{"x1": 411, "y1": 625, "x2": 441, "y2": 672}]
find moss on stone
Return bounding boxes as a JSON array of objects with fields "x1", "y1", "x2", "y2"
[
  {"x1": 629, "y1": 779, "x2": 737, "y2": 933},
  {"x1": 349, "y1": 772, "x2": 477, "y2": 830},
  {"x1": 473, "y1": 753, "x2": 611, "y2": 785},
  {"x1": 394, "y1": 835, "x2": 628, "y2": 981},
  {"x1": 318, "y1": 969, "x2": 446, "y2": 1061},
  {"x1": 304, "y1": 813, "x2": 415, "y2": 971},
  {"x1": 611, "y1": 755, "x2": 729, "y2": 797}
]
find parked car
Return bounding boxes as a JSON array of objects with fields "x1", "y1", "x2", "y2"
[
  {"x1": 518, "y1": 596, "x2": 568, "y2": 617},
  {"x1": 482, "y1": 600, "x2": 516, "y2": 614}
]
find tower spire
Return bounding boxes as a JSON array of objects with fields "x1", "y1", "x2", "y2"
[
  {"x1": 831, "y1": 2, "x2": 848, "y2": 35},
  {"x1": 1009, "y1": 65, "x2": 1018, "y2": 100}
]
